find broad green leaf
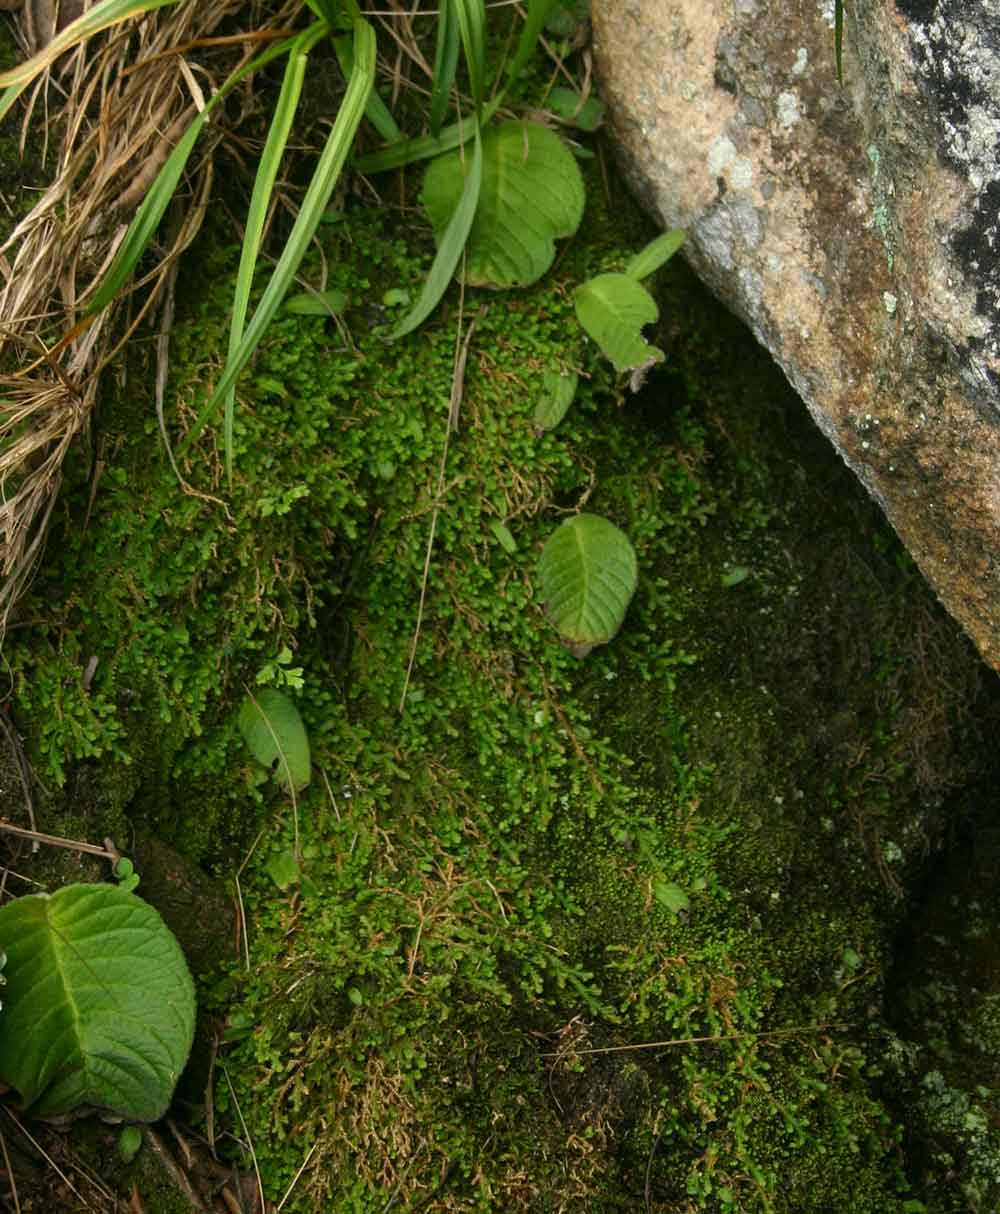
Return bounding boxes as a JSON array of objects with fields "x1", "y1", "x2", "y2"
[
  {"x1": 533, "y1": 367, "x2": 578, "y2": 431},
  {"x1": 548, "y1": 87, "x2": 605, "y2": 132},
  {"x1": 653, "y1": 881, "x2": 690, "y2": 915},
  {"x1": 539, "y1": 513, "x2": 638, "y2": 652},
  {"x1": 422, "y1": 120, "x2": 584, "y2": 288},
  {"x1": 283, "y1": 288, "x2": 349, "y2": 317},
  {"x1": 625, "y1": 229, "x2": 685, "y2": 281},
  {"x1": 391, "y1": 122, "x2": 483, "y2": 339},
  {"x1": 429, "y1": 0, "x2": 460, "y2": 135},
  {"x1": 0, "y1": 884, "x2": 196, "y2": 1121},
  {"x1": 574, "y1": 273, "x2": 664, "y2": 373},
  {"x1": 180, "y1": 18, "x2": 376, "y2": 456},
  {"x1": 239, "y1": 689, "x2": 312, "y2": 792}
]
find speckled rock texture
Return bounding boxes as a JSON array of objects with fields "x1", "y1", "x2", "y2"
[{"x1": 591, "y1": 0, "x2": 1000, "y2": 670}]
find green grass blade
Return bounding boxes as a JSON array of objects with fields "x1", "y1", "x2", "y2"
[
  {"x1": 391, "y1": 122, "x2": 483, "y2": 340},
  {"x1": 223, "y1": 25, "x2": 327, "y2": 485},
  {"x1": 453, "y1": 0, "x2": 487, "y2": 112},
  {"x1": 429, "y1": 0, "x2": 460, "y2": 136},
  {"x1": 86, "y1": 112, "x2": 208, "y2": 315},
  {"x1": 84, "y1": 29, "x2": 309, "y2": 318},
  {"x1": 506, "y1": 0, "x2": 557, "y2": 86},
  {"x1": 303, "y1": 0, "x2": 337, "y2": 20},
  {"x1": 835, "y1": 0, "x2": 844, "y2": 84},
  {"x1": 354, "y1": 97, "x2": 500, "y2": 173},
  {"x1": 0, "y1": 0, "x2": 178, "y2": 119},
  {"x1": 334, "y1": 35, "x2": 401, "y2": 143},
  {"x1": 179, "y1": 18, "x2": 377, "y2": 460}
]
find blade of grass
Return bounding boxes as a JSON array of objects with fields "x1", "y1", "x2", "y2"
[
  {"x1": 453, "y1": 0, "x2": 487, "y2": 113},
  {"x1": 223, "y1": 23, "x2": 328, "y2": 486},
  {"x1": 85, "y1": 113, "x2": 207, "y2": 315},
  {"x1": 0, "y1": 0, "x2": 179, "y2": 120},
  {"x1": 505, "y1": 0, "x2": 558, "y2": 86},
  {"x1": 178, "y1": 18, "x2": 377, "y2": 459},
  {"x1": 429, "y1": 0, "x2": 460, "y2": 136},
  {"x1": 334, "y1": 34, "x2": 401, "y2": 143},
  {"x1": 390, "y1": 120, "x2": 483, "y2": 339},
  {"x1": 354, "y1": 96, "x2": 501, "y2": 173},
  {"x1": 85, "y1": 29, "x2": 311, "y2": 317}
]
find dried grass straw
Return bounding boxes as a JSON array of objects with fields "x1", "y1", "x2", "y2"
[{"x1": 0, "y1": 0, "x2": 299, "y2": 630}]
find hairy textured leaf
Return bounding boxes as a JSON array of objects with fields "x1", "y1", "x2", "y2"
[
  {"x1": 574, "y1": 273, "x2": 664, "y2": 373},
  {"x1": 422, "y1": 121, "x2": 584, "y2": 288},
  {"x1": 0, "y1": 884, "x2": 195, "y2": 1121},
  {"x1": 539, "y1": 514, "x2": 637, "y2": 652},
  {"x1": 625, "y1": 229, "x2": 685, "y2": 281},
  {"x1": 533, "y1": 367, "x2": 578, "y2": 431},
  {"x1": 239, "y1": 689, "x2": 312, "y2": 792}
]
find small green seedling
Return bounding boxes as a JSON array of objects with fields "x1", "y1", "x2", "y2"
[
  {"x1": 574, "y1": 230, "x2": 685, "y2": 376},
  {"x1": 113, "y1": 857, "x2": 140, "y2": 893},
  {"x1": 539, "y1": 513, "x2": 638, "y2": 657},
  {"x1": 534, "y1": 368, "x2": 578, "y2": 432},
  {"x1": 238, "y1": 689, "x2": 312, "y2": 793},
  {"x1": 118, "y1": 1125, "x2": 143, "y2": 1164}
]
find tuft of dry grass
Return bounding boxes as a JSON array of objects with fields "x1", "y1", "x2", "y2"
[{"x1": 0, "y1": 0, "x2": 300, "y2": 632}]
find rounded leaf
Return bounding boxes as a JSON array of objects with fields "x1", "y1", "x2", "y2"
[
  {"x1": 422, "y1": 120, "x2": 585, "y2": 288},
  {"x1": 238, "y1": 689, "x2": 311, "y2": 792},
  {"x1": 534, "y1": 368, "x2": 578, "y2": 432},
  {"x1": 539, "y1": 514, "x2": 638, "y2": 651},
  {"x1": 0, "y1": 884, "x2": 196, "y2": 1121},
  {"x1": 574, "y1": 272, "x2": 664, "y2": 373}
]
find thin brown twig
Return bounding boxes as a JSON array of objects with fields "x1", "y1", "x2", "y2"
[
  {"x1": 0, "y1": 820, "x2": 116, "y2": 860},
  {"x1": 0, "y1": 1124, "x2": 21, "y2": 1214},
  {"x1": 542, "y1": 1022, "x2": 851, "y2": 1058},
  {"x1": 3, "y1": 1108, "x2": 92, "y2": 1210}
]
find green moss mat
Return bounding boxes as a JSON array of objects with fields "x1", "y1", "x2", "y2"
[{"x1": 5, "y1": 160, "x2": 998, "y2": 1212}]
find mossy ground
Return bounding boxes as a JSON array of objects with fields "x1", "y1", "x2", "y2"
[{"x1": 3, "y1": 53, "x2": 999, "y2": 1214}]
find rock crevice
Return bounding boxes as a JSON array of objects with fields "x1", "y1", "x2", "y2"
[{"x1": 592, "y1": 0, "x2": 1000, "y2": 668}]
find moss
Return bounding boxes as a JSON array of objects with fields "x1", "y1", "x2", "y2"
[{"x1": 3, "y1": 57, "x2": 999, "y2": 1214}]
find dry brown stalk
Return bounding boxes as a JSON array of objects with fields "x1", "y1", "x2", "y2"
[{"x1": 0, "y1": 0, "x2": 302, "y2": 632}]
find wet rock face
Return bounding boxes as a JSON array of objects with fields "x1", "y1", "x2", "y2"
[{"x1": 591, "y1": 0, "x2": 1000, "y2": 669}]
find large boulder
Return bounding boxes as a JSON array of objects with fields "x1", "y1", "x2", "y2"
[{"x1": 591, "y1": 0, "x2": 1000, "y2": 670}]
